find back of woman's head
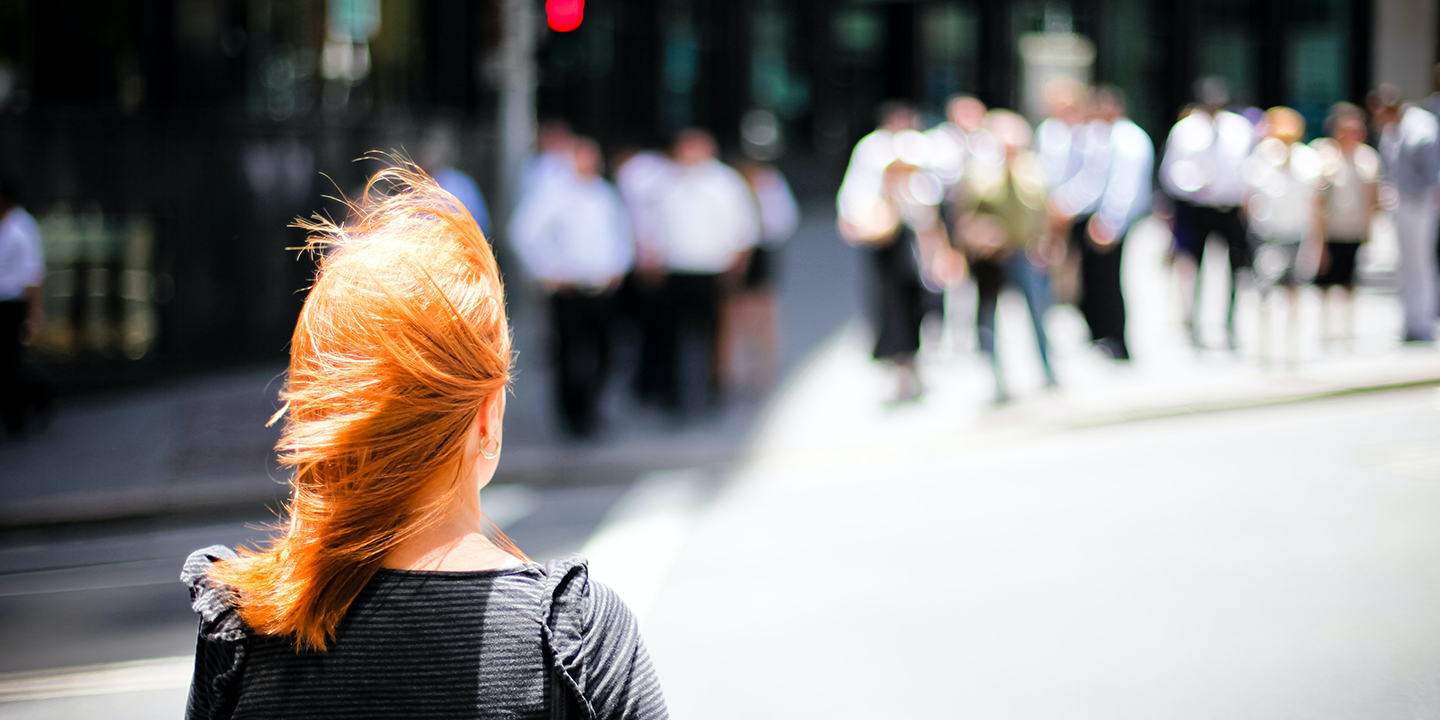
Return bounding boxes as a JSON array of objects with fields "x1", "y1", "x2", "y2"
[{"x1": 212, "y1": 163, "x2": 512, "y2": 651}]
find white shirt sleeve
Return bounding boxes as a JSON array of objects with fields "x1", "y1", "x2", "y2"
[
  {"x1": 755, "y1": 169, "x2": 800, "y2": 245},
  {"x1": 1096, "y1": 120, "x2": 1155, "y2": 232},
  {"x1": 723, "y1": 165, "x2": 761, "y2": 253},
  {"x1": 605, "y1": 183, "x2": 635, "y2": 279}
]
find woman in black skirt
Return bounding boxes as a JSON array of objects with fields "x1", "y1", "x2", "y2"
[{"x1": 837, "y1": 102, "x2": 963, "y2": 402}]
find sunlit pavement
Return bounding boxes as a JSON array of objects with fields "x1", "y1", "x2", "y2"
[{"x1": 630, "y1": 357, "x2": 1440, "y2": 718}]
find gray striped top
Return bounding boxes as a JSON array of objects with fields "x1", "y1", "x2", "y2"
[{"x1": 183, "y1": 547, "x2": 668, "y2": 720}]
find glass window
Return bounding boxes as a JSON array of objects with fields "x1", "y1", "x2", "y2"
[
  {"x1": 1288, "y1": 0, "x2": 1348, "y2": 139},
  {"x1": 922, "y1": 2, "x2": 978, "y2": 119},
  {"x1": 1197, "y1": 0, "x2": 1257, "y2": 106}
]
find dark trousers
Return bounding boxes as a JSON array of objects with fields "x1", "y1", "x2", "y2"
[
  {"x1": 972, "y1": 252, "x2": 1056, "y2": 389},
  {"x1": 664, "y1": 273, "x2": 721, "y2": 413},
  {"x1": 1, "y1": 301, "x2": 31, "y2": 435},
  {"x1": 622, "y1": 273, "x2": 672, "y2": 404},
  {"x1": 1174, "y1": 200, "x2": 1250, "y2": 338},
  {"x1": 1072, "y1": 217, "x2": 1129, "y2": 359},
  {"x1": 550, "y1": 290, "x2": 615, "y2": 437}
]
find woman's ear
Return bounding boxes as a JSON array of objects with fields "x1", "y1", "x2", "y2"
[{"x1": 477, "y1": 389, "x2": 505, "y2": 441}]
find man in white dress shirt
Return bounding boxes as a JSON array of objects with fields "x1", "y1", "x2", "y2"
[
  {"x1": 518, "y1": 120, "x2": 577, "y2": 207},
  {"x1": 1160, "y1": 77, "x2": 1255, "y2": 349},
  {"x1": 1050, "y1": 85, "x2": 1153, "y2": 360},
  {"x1": 510, "y1": 138, "x2": 634, "y2": 436},
  {"x1": 0, "y1": 179, "x2": 47, "y2": 436},
  {"x1": 649, "y1": 129, "x2": 760, "y2": 412},
  {"x1": 613, "y1": 147, "x2": 677, "y2": 405},
  {"x1": 1371, "y1": 84, "x2": 1440, "y2": 343}
]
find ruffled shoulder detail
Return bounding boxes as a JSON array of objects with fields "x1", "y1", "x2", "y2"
[
  {"x1": 537, "y1": 554, "x2": 667, "y2": 720},
  {"x1": 182, "y1": 545, "x2": 247, "y2": 643},
  {"x1": 539, "y1": 554, "x2": 596, "y2": 719}
]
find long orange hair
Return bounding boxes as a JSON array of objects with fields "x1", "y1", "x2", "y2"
[{"x1": 211, "y1": 163, "x2": 518, "y2": 651}]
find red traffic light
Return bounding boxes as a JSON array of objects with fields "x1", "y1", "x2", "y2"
[{"x1": 546, "y1": 0, "x2": 584, "y2": 32}]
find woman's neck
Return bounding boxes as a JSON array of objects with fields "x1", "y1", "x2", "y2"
[{"x1": 382, "y1": 492, "x2": 522, "y2": 572}]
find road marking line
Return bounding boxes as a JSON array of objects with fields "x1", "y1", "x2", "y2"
[
  {"x1": 0, "y1": 656, "x2": 192, "y2": 703},
  {"x1": 580, "y1": 468, "x2": 713, "y2": 624}
]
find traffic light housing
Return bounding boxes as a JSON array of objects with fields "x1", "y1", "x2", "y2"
[{"x1": 546, "y1": 0, "x2": 583, "y2": 32}]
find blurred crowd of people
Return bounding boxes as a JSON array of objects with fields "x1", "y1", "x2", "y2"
[
  {"x1": 838, "y1": 71, "x2": 1440, "y2": 403},
  {"x1": 509, "y1": 122, "x2": 797, "y2": 436},
  {"x1": 838, "y1": 82, "x2": 1152, "y2": 403}
]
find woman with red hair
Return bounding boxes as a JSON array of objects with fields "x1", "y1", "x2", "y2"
[{"x1": 182, "y1": 166, "x2": 667, "y2": 719}]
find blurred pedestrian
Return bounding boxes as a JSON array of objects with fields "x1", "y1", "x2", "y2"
[
  {"x1": 519, "y1": 119, "x2": 576, "y2": 202},
  {"x1": 1037, "y1": 79, "x2": 1122, "y2": 357},
  {"x1": 838, "y1": 101, "x2": 960, "y2": 403},
  {"x1": 649, "y1": 129, "x2": 759, "y2": 413},
  {"x1": 1420, "y1": 65, "x2": 1440, "y2": 286},
  {"x1": 1244, "y1": 107, "x2": 1323, "y2": 367},
  {"x1": 1082, "y1": 85, "x2": 1153, "y2": 360},
  {"x1": 726, "y1": 159, "x2": 799, "y2": 399},
  {"x1": 419, "y1": 124, "x2": 492, "y2": 238},
  {"x1": 956, "y1": 109, "x2": 1055, "y2": 402},
  {"x1": 927, "y1": 95, "x2": 994, "y2": 354},
  {"x1": 1311, "y1": 102, "x2": 1381, "y2": 349},
  {"x1": 510, "y1": 138, "x2": 633, "y2": 437},
  {"x1": 613, "y1": 147, "x2": 677, "y2": 405},
  {"x1": 927, "y1": 95, "x2": 990, "y2": 197},
  {"x1": 0, "y1": 178, "x2": 48, "y2": 437},
  {"x1": 1370, "y1": 83, "x2": 1440, "y2": 343},
  {"x1": 1160, "y1": 77, "x2": 1255, "y2": 350},
  {"x1": 186, "y1": 167, "x2": 666, "y2": 719}
]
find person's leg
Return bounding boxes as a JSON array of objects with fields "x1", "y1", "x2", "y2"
[
  {"x1": 1184, "y1": 204, "x2": 1216, "y2": 347},
  {"x1": 0, "y1": 301, "x2": 24, "y2": 435},
  {"x1": 1421, "y1": 202, "x2": 1440, "y2": 338},
  {"x1": 699, "y1": 274, "x2": 723, "y2": 406},
  {"x1": 1256, "y1": 283, "x2": 1272, "y2": 367},
  {"x1": 1394, "y1": 198, "x2": 1439, "y2": 342},
  {"x1": 1072, "y1": 216, "x2": 1100, "y2": 341},
  {"x1": 1284, "y1": 284, "x2": 1300, "y2": 369},
  {"x1": 1335, "y1": 242, "x2": 1361, "y2": 350},
  {"x1": 971, "y1": 258, "x2": 1006, "y2": 399},
  {"x1": 633, "y1": 274, "x2": 672, "y2": 404},
  {"x1": 1318, "y1": 284, "x2": 1333, "y2": 351},
  {"x1": 549, "y1": 292, "x2": 585, "y2": 436},
  {"x1": 671, "y1": 274, "x2": 718, "y2": 414},
  {"x1": 1086, "y1": 228, "x2": 1129, "y2": 359},
  {"x1": 1342, "y1": 285, "x2": 1356, "y2": 349},
  {"x1": 572, "y1": 292, "x2": 614, "y2": 435},
  {"x1": 1008, "y1": 252, "x2": 1057, "y2": 385},
  {"x1": 656, "y1": 274, "x2": 686, "y2": 409},
  {"x1": 1219, "y1": 207, "x2": 1252, "y2": 351}
]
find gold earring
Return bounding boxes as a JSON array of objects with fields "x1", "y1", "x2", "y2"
[{"x1": 480, "y1": 436, "x2": 501, "y2": 459}]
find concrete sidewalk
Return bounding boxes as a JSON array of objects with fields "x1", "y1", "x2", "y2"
[{"x1": 640, "y1": 364, "x2": 1440, "y2": 719}]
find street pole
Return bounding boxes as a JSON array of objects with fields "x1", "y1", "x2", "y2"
[{"x1": 498, "y1": 0, "x2": 538, "y2": 233}]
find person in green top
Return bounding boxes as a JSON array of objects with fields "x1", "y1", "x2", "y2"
[{"x1": 955, "y1": 109, "x2": 1058, "y2": 403}]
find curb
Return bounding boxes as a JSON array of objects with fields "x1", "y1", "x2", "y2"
[
  {"x1": 0, "y1": 441, "x2": 745, "y2": 531},
  {"x1": 4, "y1": 374, "x2": 1437, "y2": 531}
]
